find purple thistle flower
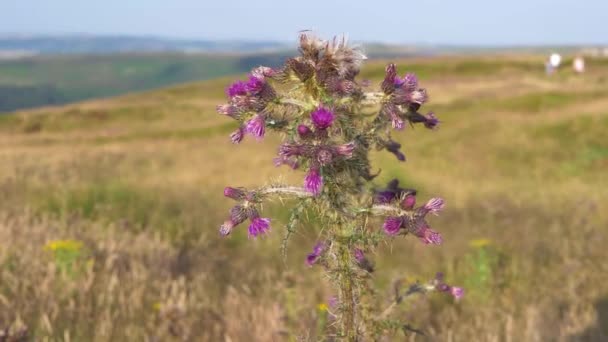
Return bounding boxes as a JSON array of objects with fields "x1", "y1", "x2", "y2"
[
  {"x1": 410, "y1": 88, "x2": 428, "y2": 105},
  {"x1": 304, "y1": 168, "x2": 323, "y2": 195},
  {"x1": 306, "y1": 242, "x2": 325, "y2": 266},
  {"x1": 251, "y1": 66, "x2": 276, "y2": 78},
  {"x1": 297, "y1": 124, "x2": 313, "y2": 139},
  {"x1": 418, "y1": 226, "x2": 443, "y2": 245},
  {"x1": 328, "y1": 296, "x2": 339, "y2": 309},
  {"x1": 401, "y1": 194, "x2": 416, "y2": 210},
  {"x1": 245, "y1": 114, "x2": 265, "y2": 140},
  {"x1": 386, "y1": 140, "x2": 406, "y2": 161},
  {"x1": 374, "y1": 191, "x2": 396, "y2": 204},
  {"x1": 310, "y1": 106, "x2": 335, "y2": 130},
  {"x1": 230, "y1": 127, "x2": 244, "y2": 144},
  {"x1": 424, "y1": 197, "x2": 445, "y2": 215},
  {"x1": 226, "y1": 80, "x2": 248, "y2": 98},
  {"x1": 450, "y1": 287, "x2": 465, "y2": 300},
  {"x1": 279, "y1": 143, "x2": 305, "y2": 157},
  {"x1": 224, "y1": 187, "x2": 246, "y2": 200},
  {"x1": 219, "y1": 220, "x2": 235, "y2": 236},
  {"x1": 434, "y1": 273, "x2": 464, "y2": 300},
  {"x1": 383, "y1": 216, "x2": 403, "y2": 236},
  {"x1": 248, "y1": 217, "x2": 271, "y2": 238},
  {"x1": 353, "y1": 248, "x2": 365, "y2": 263},
  {"x1": 394, "y1": 76, "x2": 405, "y2": 87},
  {"x1": 245, "y1": 75, "x2": 265, "y2": 94},
  {"x1": 382, "y1": 63, "x2": 397, "y2": 94},
  {"x1": 402, "y1": 73, "x2": 418, "y2": 92},
  {"x1": 334, "y1": 142, "x2": 356, "y2": 158},
  {"x1": 216, "y1": 104, "x2": 238, "y2": 118},
  {"x1": 273, "y1": 156, "x2": 299, "y2": 169},
  {"x1": 424, "y1": 112, "x2": 440, "y2": 130}
]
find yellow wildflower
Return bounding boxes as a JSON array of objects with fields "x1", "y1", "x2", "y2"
[
  {"x1": 44, "y1": 239, "x2": 83, "y2": 252},
  {"x1": 469, "y1": 238, "x2": 492, "y2": 248}
]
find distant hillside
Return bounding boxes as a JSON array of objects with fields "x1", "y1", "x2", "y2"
[
  {"x1": 0, "y1": 52, "x2": 295, "y2": 112},
  {"x1": 0, "y1": 35, "x2": 288, "y2": 54}
]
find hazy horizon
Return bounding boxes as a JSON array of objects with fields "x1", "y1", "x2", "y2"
[{"x1": 2, "y1": 0, "x2": 608, "y2": 46}]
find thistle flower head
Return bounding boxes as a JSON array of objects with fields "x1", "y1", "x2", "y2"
[
  {"x1": 310, "y1": 106, "x2": 335, "y2": 130},
  {"x1": 401, "y1": 73, "x2": 418, "y2": 92},
  {"x1": 230, "y1": 127, "x2": 244, "y2": 144},
  {"x1": 401, "y1": 194, "x2": 416, "y2": 210},
  {"x1": 297, "y1": 124, "x2": 313, "y2": 139},
  {"x1": 386, "y1": 140, "x2": 406, "y2": 161},
  {"x1": 219, "y1": 220, "x2": 235, "y2": 236},
  {"x1": 374, "y1": 191, "x2": 395, "y2": 204},
  {"x1": 418, "y1": 226, "x2": 443, "y2": 245},
  {"x1": 316, "y1": 148, "x2": 334, "y2": 166},
  {"x1": 304, "y1": 168, "x2": 323, "y2": 195},
  {"x1": 306, "y1": 242, "x2": 325, "y2": 266},
  {"x1": 334, "y1": 142, "x2": 356, "y2": 158},
  {"x1": 410, "y1": 88, "x2": 429, "y2": 105},
  {"x1": 354, "y1": 248, "x2": 365, "y2": 263},
  {"x1": 434, "y1": 273, "x2": 464, "y2": 300},
  {"x1": 382, "y1": 63, "x2": 397, "y2": 94},
  {"x1": 229, "y1": 205, "x2": 248, "y2": 225},
  {"x1": 224, "y1": 187, "x2": 246, "y2": 200},
  {"x1": 248, "y1": 217, "x2": 271, "y2": 238},
  {"x1": 245, "y1": 114, "x2": 266, "y2": 139},
  {"x1": 251, "y1": 66, "x2": 276, "y2": 78},
  {"x1": 216, "y1": 104, "x2": 238, "y2": 117},
  {"x1": 423, "y1": 197, "x2": 445, "y2": 215},
  {"x1": 226, "y1": 80, "x2": 248, "y2": 98},
  {"x1": 383, "y1": 216, "x2": 403, "y2": 235},
  {"x1": 424, "y1": 112, "x2": 440, "y2": 130},
  {"x1": 245, "y1": 75, "x2": 265, "y2": 94},
  {"x1": 450, "y1": 287, "x2": 465, "y2": 300},
  {"x1": 279, "y1": 143, "x2": 305, "y2": 158},
  {"x1": 273, "y1": 156, "x2": 299, "y2": 169}
]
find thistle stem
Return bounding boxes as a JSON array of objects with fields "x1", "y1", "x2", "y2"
[
  {"x1": 337, "y1": 240, "x2": 357, "y2": 341},
  {"x1": 261, "y1": 186, "x2": 312, "y2": 197}
]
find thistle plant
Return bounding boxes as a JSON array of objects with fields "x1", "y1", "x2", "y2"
[{"x1": 217, "y1": 32, "x2": 462, "y2": 340}]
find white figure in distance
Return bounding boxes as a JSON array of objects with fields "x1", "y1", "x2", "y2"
[
  {"x1": 549, "y1": 53, "x2": 562, "y2": 69},
  {"x1": 573, "y1": 56, "x2": 585, "y2": 73}
]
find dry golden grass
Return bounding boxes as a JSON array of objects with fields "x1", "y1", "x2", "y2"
[{"x1": 0, "y1": 55, "x2": 607, "y2": 341}]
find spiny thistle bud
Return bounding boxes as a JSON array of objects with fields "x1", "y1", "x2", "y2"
[
  {"x1": 297, "y1": 124, "x2": 313, "y2": 139},
  {"x1": 401, "y1": 194, "x2": 416, "y2": 210},
  {"x1": 224, "y1": 187, "x2": 246, "y2": 200}
]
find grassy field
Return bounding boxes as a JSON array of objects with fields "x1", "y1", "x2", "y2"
[{"x1": 0, "y1": 55, "x2": 607, "y2": 341}]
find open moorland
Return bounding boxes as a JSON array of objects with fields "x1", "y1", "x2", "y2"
[{"x1": 0, "y1": 55, "x2": 607, "y2": 341}]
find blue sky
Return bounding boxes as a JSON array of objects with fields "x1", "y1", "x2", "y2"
[{"x1": 2, "y1": 0, "x2": 607, "y2": 45}]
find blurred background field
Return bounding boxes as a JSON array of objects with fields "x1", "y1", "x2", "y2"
[{"x1": 0, "y1": 51, "x2": 607, "y2": 340}]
